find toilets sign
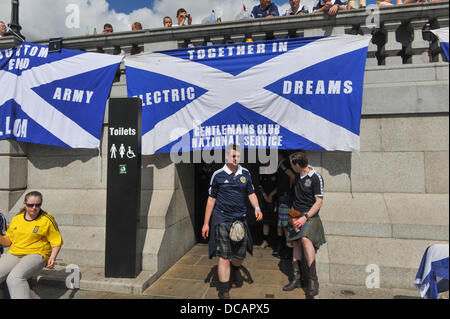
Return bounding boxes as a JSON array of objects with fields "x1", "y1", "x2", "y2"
[
  {"x1": 105, "y1": 98, "x2": 142, "y2": 278},
  {"x1": 106, "y1": 98, "x2": 141, "y2": 186}
]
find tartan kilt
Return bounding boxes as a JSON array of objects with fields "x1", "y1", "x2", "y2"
[
  {"x1": 287, "y1": 214, "x2": 326, "y2": 250},
  {"x1": 277, "y1": 204, "x2": 290, "y2": 227}
]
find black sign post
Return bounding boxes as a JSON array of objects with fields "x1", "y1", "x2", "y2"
[{"x1": 105, "y1": 98, "x2": 142, "y2": 278}]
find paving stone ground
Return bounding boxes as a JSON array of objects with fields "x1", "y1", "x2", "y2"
[{"x1": 27, "y1": 243, "x2": 447, "y2": 300}]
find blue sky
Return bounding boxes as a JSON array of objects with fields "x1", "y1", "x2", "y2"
[{"x1": 106, "y1": 0, "x2": 377, "y2": 14}]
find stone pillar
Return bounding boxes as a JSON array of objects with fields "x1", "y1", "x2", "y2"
[{"x1": 139, "y1": 154, "x2": 196, "y2": 272}]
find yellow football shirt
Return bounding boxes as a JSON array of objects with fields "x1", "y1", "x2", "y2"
[{"x1": 6, "y1": 211, "x2": 63, "y2": 261}]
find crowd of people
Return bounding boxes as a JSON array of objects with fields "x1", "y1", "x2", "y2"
[
  {"x1": 0, "y1": 0, "x2": 442, "y2": 39},
  {"x1": 92, "y1": 0, "x2": 443, "y2": 35}
]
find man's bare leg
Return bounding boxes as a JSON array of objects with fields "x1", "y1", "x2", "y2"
[
  {"x1": 217, "y1": 257, "x2": 231, "y2": 299},
  {"x1": 301, "y1": 237, "x2": 319, "y2": 297}
]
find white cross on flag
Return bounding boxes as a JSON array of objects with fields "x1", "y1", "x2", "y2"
[
  {"x1": 125, "y1": 35, "x2": 371, "y2": 155},
  {"x1": 0, "y1": 42, "x2": 122, "y2": 148}
]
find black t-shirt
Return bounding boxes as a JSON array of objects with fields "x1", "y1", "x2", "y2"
[{"x1": 292, "y1": 167, "x2": 324, "y2": 213}]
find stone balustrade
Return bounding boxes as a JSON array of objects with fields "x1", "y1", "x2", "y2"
[{"x1": 1, "y1": 2, "x2": 448, "y2": 67}]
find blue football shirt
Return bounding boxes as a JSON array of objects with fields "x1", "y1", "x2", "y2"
[
  {"x1": 250, "y1": 3, "x2": 280, "y2": 18},
  {"x1": 209, "y1": 164, "x2": 255, "y2": 219}
]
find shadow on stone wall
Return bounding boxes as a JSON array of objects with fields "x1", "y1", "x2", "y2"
[{"x1": 27, "y1": 144, "x2": 99, "y2": 169}]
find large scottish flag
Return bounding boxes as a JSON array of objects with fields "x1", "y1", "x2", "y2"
[
  {"x1": 0, "y1": 42, "x2": 122, "y2": 148},
  {"x1": 431, "y1": 27, "x2": 449, "y2": 61},
  {"x1": 125, "y1": 35, "x2": 371, "y2": 155}
]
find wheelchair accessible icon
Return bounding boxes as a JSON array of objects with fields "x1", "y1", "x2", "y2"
[{"x1": 126, "y1": 146, "x2": 136, "y2": 159}]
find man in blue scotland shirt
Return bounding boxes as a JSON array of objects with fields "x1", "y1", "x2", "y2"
[
  {"x1": 251, "y1": 0, "x2": 280, "y2": 18},
  {"x1": 202, "y1": 144, "x2": 263, "y2": 299}
]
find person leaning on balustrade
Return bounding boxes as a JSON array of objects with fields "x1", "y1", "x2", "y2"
[
  {"x1": 0, "y1": 21, "x2": 6, "y2": 37},
  {"x1": 375, "y1": 0, "x2": 406, "y2": 6},
  {"x1": 347, "y1": 0, "x2": 366, "y2": 8},
  {"x1": 0, "y1": 191, "x2": 63, "y2": 299},
  {"x1": 251, "y1": 0, "x2": 280, "y2": 18},
  {"x1": 130, "y1": 22, "x2": 144, "y2": 55},
  {"x1": 102, "y1": 23, "x2": 114, "y2": 34},
  {"x1": 131, "y1": 21, "x2": 142, "y2": 31},
  {"x1": 401, "y1": 0, "x2": 442, "y2": 4},
  {"x1": 313, "y1": 0, "x2": 348, "y2": 16},
  {"x1": 175, "y1": 8, "x2": 192, "y2": 26},
  {"x1": 283, "y1": 0, "x2": 310, "y2": 15},
  {"x1": 163, "y1": 16, "x2": 173, "y2": 27}
]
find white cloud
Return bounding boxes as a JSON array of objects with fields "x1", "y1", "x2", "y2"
[{"x1": 0, "y1": 0, "x2": 317, "y2": 42}]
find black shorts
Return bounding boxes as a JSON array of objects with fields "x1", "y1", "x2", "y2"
[{"x1": 215, "y1": 222, "x2": 248, "y2": 260}]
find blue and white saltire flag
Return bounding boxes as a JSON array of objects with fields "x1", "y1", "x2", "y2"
[
  {"x1": 0, "y1": 42, "x2": 122, "y2": 148},
  {"x1": 431, "y1": 27, "x2": 449, "y2": 61},
  {"x1": 125, "y1": 35, "x2": 371, "y2": 155},
  {"x1": 414, "y1": 244, "x2": 449, "y2": 299}
]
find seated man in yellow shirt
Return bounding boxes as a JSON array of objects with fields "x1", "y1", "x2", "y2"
[{"x1": 0, "y1": 191, "x2": 63, "y2": 299}]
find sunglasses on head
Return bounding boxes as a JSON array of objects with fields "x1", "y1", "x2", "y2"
[{"x1": 25, "y1": 203, "x2": 42, "y2": 208}]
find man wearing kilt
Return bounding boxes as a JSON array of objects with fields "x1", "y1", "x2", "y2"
[
  {"x1": 283, "y1": 151, "x2": 326, "y2": 297},
  {"x1": 274, "y1": 150, "x2": 296, "y2": 258},
  {"x1": 202, "y1": 144, "x2": 263, "y2": 299}
]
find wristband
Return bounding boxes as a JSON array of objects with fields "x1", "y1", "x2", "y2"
[{"x1": 255, "y1": 206, "x2": 261, "y2": 211}]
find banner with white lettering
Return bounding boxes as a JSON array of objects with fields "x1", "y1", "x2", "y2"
[
  {"x1": 0, "y1": 42, "x2": 122, "y2": 148},
  {"x1": 125, "y1": 35, "x2": 371, "y2": 155},
  {"x1": 431, "y1": 27, "x2": 449, "y2": 61}
]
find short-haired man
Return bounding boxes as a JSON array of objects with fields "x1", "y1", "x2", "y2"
[
  {"x1": 102, "y1": 23, "x2": 114, "y2": 34},
  {"x1": 286, "y1": 151, "x2": 326, "y2": 298},
  {"x1": 251, "y1": 0, "x2": 280, "y2": 18},
  {"x1": 313, "y1": 0, "x2": 347, "y2": 16},
  {"x1": 284, "y1": 0, "x2": 310, "y2": 15},
  {"x1": 0, "y1": 21, "x2": 6, "y2": 37},
  {"x1": 176, "y1": 8, "x2": 192, "y2": 26},
  {"x1": 163, "y1": 16, "x2": 173, "y2": 27},
  {"x1": 202, "y1": 144, "x2": 263, "y2": 299}
]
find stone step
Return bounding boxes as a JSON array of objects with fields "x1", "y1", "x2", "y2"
[{"x1": 35, "y1": 263, "x2": 158, "y2": 295}]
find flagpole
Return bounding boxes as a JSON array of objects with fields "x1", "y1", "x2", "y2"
[{"x1": 9, "y1": 0, "x2": 25, "y2": 41}]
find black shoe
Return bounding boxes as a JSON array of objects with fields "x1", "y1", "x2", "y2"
[
  {"x1": 218, "y1": 291, "x2": 230, "y2": 299},
  {"x1": 218, "y1": 281, "x2": 231, "y2": 299}
]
